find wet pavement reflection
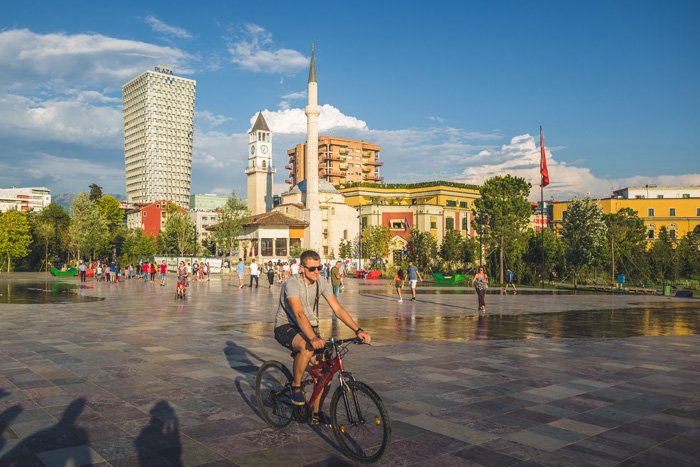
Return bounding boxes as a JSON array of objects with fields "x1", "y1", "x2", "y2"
[
  {"x1": 220, "y1": 307, "x2": 700, "y2": 342},
  {"x1": 0, "y1": 281, "x2": 104, "y2": 304}
]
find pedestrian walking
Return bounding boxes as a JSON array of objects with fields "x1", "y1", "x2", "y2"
[
  {"x1": 237, "y1": 258, "x2": 245, "y2": 288},
  {"x1": 406, "y1": 261, "x2": 422, "y2": 301},
  {"x1": 331, "y1": 261, "x2": 342, "y2": 298},
  {"x1": 290, "y1": 259, "x2": 299, "y2": 278},
  {"x1": 504, "y1": 268, "x2": 517, "y2": 293},
  {"x1": 394, "y1": 268, "x2": 405, "y2": 303},
  {"x1": 249, "y1": 259, "x2": 260, "y2": 288},
  {"x1": 150, "y1": 263, "x2": 156, "y2": 284},
  {"x1": 109, "y1": 260, "x2": 118, "y2": 284},
  {"x1": 472, "y1": 265, "x2": 488, "y2": 316},
  {"x1": 266, "y1": 261, "x2": 275, "y2": 288},
  {"x1": 160, "y1": 260, "x2": 167, "y2": 286},
  {"x1": 79, "y1": 260, "x2": 87, "y2": 283},
  {"x1": 142, "y1": 262, "x2": 149, "y2": 283}
]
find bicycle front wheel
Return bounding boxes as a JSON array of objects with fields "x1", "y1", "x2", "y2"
[
  {"x1": 330, "y1": 380, "x2": 391, "y2": 463},
  {"x1": 255, "y1": 360, "x2": 294, "y2": 428}
]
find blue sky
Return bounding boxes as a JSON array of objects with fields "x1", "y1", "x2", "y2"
[{"x1": 1, "y1": 0, "x2": 698, "y2": 200}]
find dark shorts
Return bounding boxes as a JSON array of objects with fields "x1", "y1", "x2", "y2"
[{"x1": 274, "y1": 324, "x2": 319, "y2": 350}]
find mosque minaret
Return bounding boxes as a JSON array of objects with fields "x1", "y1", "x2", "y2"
[{"x1": 303, "y1": 44, "x2": 323, "y2": 252}]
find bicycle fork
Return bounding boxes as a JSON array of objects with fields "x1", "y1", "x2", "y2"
[{"x1": 338, "y1": 372, "x2": 364, "y2": 427}]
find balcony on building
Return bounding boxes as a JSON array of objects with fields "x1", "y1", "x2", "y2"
[
  {"x1": 284, "y1": 164, "x2": 293, "y2": 170},
  {"x1": 366, "y1": 175, "x2": 384, "y2": 182}
]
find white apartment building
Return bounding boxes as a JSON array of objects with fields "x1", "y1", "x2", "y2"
[
  {"x1": 613, "y1": 185, "x2": 700, "y2": 199},
  {"x1": 190, "y1": 210, "x2": 219, "y2": 242},
  {"x1": 0, "y1": 187, "x2": 51, "y2": 212},
  {"x1": 122, "y1": 65, "x2": 196, "y2": 208}
]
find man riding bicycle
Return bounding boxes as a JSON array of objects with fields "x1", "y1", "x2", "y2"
[{"x1": 274, "y1": 250, "x2": 371, "y2": 424}]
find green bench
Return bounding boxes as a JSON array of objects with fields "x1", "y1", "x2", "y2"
[{"x1": 433, "y1": 273, "x2": 466, "y2": 285}]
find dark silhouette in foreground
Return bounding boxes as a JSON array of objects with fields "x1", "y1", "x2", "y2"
[{"x1": 134, "y1": 400, "x2": 183, "y2": 467}]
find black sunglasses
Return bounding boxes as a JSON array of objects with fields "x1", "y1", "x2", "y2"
[{"x1": 306, "y1": 265, "x2": 324, "y2": 272}]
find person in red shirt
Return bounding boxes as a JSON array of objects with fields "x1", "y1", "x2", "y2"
[
  {"x1": 142, "y1": 262, "x2": 149, "y2": 284},
  {"x1": 160, "y1": 260, "x2": 168, "y2": 287}
]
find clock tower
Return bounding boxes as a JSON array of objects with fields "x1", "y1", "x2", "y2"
[{"x1": 246, "y1": 112, "x2": 275, "y2": 216}]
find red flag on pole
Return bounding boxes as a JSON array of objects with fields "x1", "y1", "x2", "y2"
[{"x1": 540, "y1": 126, "x2": 549, "y2": 188}]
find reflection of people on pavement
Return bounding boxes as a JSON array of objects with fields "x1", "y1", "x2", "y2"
[
  {"x1": 135, "y1": 401, "x2": 183, "y2": 467},
  {"x1": 1, "y1": 398, "x2": 90, "y2": 465}
]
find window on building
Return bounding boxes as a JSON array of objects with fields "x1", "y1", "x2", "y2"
[
  {"x1": 260, "y1": 238, "x2": 273, "y2": 256},
  {"x1": 446, "y1": 200, "x2": 457, "y2": 207},
  {"x1": 648, "y1": 208, "x2": 655, "y2": 217},
  {"x1": 635, "y1": 195, "x2": 644, "y2": 199},
  {"x1": 647, "y1": 224, "x2": 655, "y2": 239},
  {"x1": 445, "y1": 218, "x2": 455, "y2": 230},
  {"x1": 697, "y1": 208, "x2": 700, "y2": 216},
  {"x1": 669, "y1": 224, "x2": 677, "y2": 240},
  {"x1": 143, "y1": 211, "x2": 147, "y2": 217},
  {"x1": 459, "y1": 201, "x2": 468, "y2": 208},
  {"x1": 290, "y1": 238, "x2": 302, "y2": 251},
  {"x1": 462, "y1": 217, "x2": 469, "y2": 231},
  {"x1": 275, "y1": 238, "x2": 288, "y2": 256},
  {"x1": 669, "y1": 208, "x2": 676, "y2": 216},
  {"x1": 657, "y1": 195, "x2": 664, "y2": 199},
  {"x1": 430, "y1": 221, "x2": 437, "y2": 229},
  {"x1": 391, "y1": 221, "x2": 404, "y2": 229},
  {"x1": 682, "y1": 193, "x2": 690, "y2": 198}
]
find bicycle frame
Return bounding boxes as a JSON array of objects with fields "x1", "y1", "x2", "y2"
[{"x1": 304, "y1": 337, "x2": 357, "y2": 408}]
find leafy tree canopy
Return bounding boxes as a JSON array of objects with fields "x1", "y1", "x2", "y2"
[{"x1": 0, "y1": 210, "x2": 32, "y2": 272}]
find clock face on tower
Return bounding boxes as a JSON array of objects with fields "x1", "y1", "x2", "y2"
[
  {"x1": 261, "y1": 145, "x2": 269, "y2": 154},
  {"x1": 250, "y1": 146, "x2": 255, "y2": 155}
]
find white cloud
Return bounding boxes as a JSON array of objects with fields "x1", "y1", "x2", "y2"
[
  {"x1": 253, "y1": 105, "x2": 368, "y2": 134},
  {"x1": 0, "y1": 93, "x2": 122, "y2": 147},
  {"x1": 227, "y1": 24, "x2": 308, "y2": 73},
  {"x1": 452, "y1": 134, "x2": 700, "y2": 200},
  {"x1": 144, "y1": 15, "x2": 192, "y2": 39},
  {"x1": 428, "y1": 116, "x2": 445, "y2": 123},
  {"x1": 195, "y1": 110, "x2": 231, "y2": 128},
  {"x1": 0, "y1": 29, "x2": 194, "y2": 91},
  {"x1": 282, "y1": 90, "x2": 307, "y2": 100}
]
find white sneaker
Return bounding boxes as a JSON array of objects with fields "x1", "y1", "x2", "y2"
[{"x1": 398, "y1": 299, "x2": 403, "y2": 303}]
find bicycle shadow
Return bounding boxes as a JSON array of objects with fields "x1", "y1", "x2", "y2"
[{"x1": 223, "y1": 340, "x2": 266, "y2": 420}]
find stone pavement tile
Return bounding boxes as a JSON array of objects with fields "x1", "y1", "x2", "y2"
[
  {"x1": 596, "y1": 428, "x2": 658, "y2": 450},
  {"x1": 35, "y1": 445, "x2": 105, "y2": 465},
  {"x1": 614, "y1": 420, "x2": 678, "y2": 443},
  {"x1": 644, "y1": 412, "x2": 700, "y2": 429},
  {"x1": 452, "y1": 445, "x2": 520, "y2": 466},
  {"x1": 584, "y1": 406, "x2": 639, "y2": 425},
  {"x1": 550, "y1": 395, "x2": 610, "y2": 413},
  {"x1": 413, "y1": 453, "x2": 483, "y2": 466},
  {"x1": 481, "y1": 438, "x2": 548, "y2": 461},
  {"x1": 230, "y1": 448, "x2": 303, "y2": 467},
  {"x1": 467, "y1": 413, "x2": 539, "y2": 435},
  {"x1": 522, "y1": 384, "x2": 586, "y2": 401},
  {"x1": 557, "y1": 443, "x2": 621, "y2": 466},
  {"x1": 90, "y1": 436, "x2": 138, "y2": 461},
  {"x1": 528, "y1": 424, "x2": 588, "y2": 443},
  {"x1": 526, "y1": 403, "x2": 578, "y2": 419},
  {"x1": 503, "y1": 430, "x2": 573, "y2": 452},
  {"x1": 196, "y1": 460, "x2": 240, "y2": 467},
  {"x1": 617, "y1": 447, "x2": 697, "y2": 467},
  {"x1": 182, "y1": 442, "x2": 226, "y2": 466},
  {"x1": 548, "y1": 418, "x2": 607, "y2": 437},
  {"x1": 401, "y1": 413, "x2": 496, "y2": 445}
]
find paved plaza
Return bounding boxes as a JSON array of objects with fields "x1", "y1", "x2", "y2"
[{"x1": 1, "y1": 273, "x2": 699, "y2": 466}]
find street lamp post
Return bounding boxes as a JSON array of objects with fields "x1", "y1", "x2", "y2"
[
  {"x1": 479, "y1": 208, "x2": 484, "y2": 266},
  {"x1": 193, "y1": 224, "x2": 197, "y2": 258}
]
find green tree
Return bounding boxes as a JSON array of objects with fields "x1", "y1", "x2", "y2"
[
  {"x1": 603, "y1": 208, "x2": 649, "y2": 283},
  {"x1": 439, "y1": 229, "x2": 468, "y2": 273},
  {"x1": 122, "y1": 228, "x2": 156, "y2": 262},
  {"x1": 210, "y1": 193, "x2": 249, "y2": 262},
  {"x1": 676, "y1": 230, "x2": 699, "y2": 278},
  {"x1": 68, "y1": 192, "x2": 109, "y2": 261},
  {"x1": 361, "y1": 225, "x2": 392, "y2": 264},
  {"x1": 36, "y1": 202, "x2": 70, "y2": 260},
  {"x1": 523, "y1": 228, "x2": 565, "y2": 284},
  {"x1": 472, "y1": 175, "x2": 532, "y2": 283},
  {"x1": 159, "y1": 208, "x2": 195, "y2": 256},
  {"x1": 338, "y1": 239, "x2": 353, "y2": 259},
  {"x1": 648, "y1": 227, "x2": 676, "y2": 285},
  {"x1": 96, "y1": 195, "x2": 123, "y2": 238},
  {"x1": 0, "y1": 210, "x2": 32, "y2": 272},
  {"x1": 88, "y1": 183, "x2": 103, "y2": 201},
  {"x1": 561, "y1": 197, "x2": 607, "y2": 288},
  {"x1": 407, "y1": 228, "x2": 438, "y2": 275}
]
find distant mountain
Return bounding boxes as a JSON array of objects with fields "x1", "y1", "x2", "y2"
[{"x1": 53, "y1": 193, "x2": 125, "y2": 211}]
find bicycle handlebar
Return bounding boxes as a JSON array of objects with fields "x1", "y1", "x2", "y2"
[{"x1": 327, "y1": 337, "x2": 365, "y2": 347}]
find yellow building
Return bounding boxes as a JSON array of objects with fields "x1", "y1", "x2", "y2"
[
  {"x1": 286, "y1": 136, "x2": 383, "y2": 188},
  {"x1": 340, "y1": 182, "x2": 481, "y2": 263},
  {"x1": 552, "y1": 189, "x2": 700, "y2": 242}
]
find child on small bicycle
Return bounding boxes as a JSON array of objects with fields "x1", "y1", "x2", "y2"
[{"x1": 176, "y1": 261, "x2": 189, "y2": 299}]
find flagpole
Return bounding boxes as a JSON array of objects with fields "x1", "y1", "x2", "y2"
[{"x1": 540, "y1": 126, "x2": 545, "y2": 289}]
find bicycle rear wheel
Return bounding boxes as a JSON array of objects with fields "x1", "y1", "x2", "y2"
[
  {"x1": 330, "y1": 380, "x2": 391, "y2": 463},
  {"x1": 255, "y1": 360, "x2": 294, "y2": 428}
]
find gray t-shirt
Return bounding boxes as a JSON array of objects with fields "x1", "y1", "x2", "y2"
[
  {"x1": 274, "y1": 275, "x2": 333, "y2": 329},
  {"x1": 407, "y1": 265, "x2": 418, "y2": 281}
]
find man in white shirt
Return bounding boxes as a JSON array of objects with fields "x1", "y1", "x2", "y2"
[
  {"x1": 249, "y1": 259, "x2": 260, "y2": 288},
  {"x1": 290, "y1": 259, "x2": 300, "y2": 277}
]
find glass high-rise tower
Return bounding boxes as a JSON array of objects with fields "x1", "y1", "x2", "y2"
[{"x1": 122, "y1": 66, "x2": 196, "y2": 208}]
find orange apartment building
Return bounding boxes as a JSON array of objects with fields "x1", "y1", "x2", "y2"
[{"x1": 285, "y1": 136, "x2": 383, "y2": 188}]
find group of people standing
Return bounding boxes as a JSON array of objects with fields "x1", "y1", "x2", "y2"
[
  {"x1": 392, "y1": 261, "x2": 423, "y2": 303},
  {"x1": 236, "y1": 258, "x2": 310, "y2": 289}
]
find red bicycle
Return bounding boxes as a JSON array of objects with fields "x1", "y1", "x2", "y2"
[{"x1": 255, "y1": 337, "x2": 391, "y2": 463}]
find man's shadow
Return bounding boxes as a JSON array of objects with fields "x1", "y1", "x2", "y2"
[
  {"x1": 0, "y1": 389, "x2": 23, "y2": 454},
  {"x1": 224, "y1": 340, "x2": 266, "y2": 418},
  {"x1": 0, "y1": 397, "x2": 90, "y2": 465},
  {"x1": 134, "y1": 400, "x2": 182, "y2": 467}
]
